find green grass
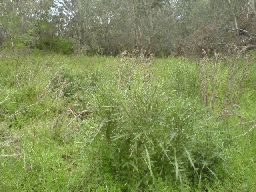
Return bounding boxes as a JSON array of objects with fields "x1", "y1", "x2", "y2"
[{"x1": 0, "y1": 53, "x2": 256, "y2": 191}]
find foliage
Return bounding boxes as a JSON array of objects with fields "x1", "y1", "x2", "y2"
[
  {"x1": 35, "y1": 36, "x2": 74, "y2": 54},
  {"x1": 0, "y1": 0, "x2": 256, "y2": 56}
]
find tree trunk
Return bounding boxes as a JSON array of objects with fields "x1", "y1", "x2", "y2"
[
  {"x1": 227, "y1": 0, "x2": 239, "y2": 31},
  {"x1": 249, "y1": 0, "x2": 256, "y2": 15}
]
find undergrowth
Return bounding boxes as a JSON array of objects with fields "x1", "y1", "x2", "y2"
[{"x1": 0, "y1": 53, "x2": 256, "y2": 191}]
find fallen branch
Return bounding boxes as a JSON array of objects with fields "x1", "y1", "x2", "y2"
[{"x1": 240, "y1": 44, "x2": 256, "y2": 52}]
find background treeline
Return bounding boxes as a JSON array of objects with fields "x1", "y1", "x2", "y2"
[{"x1": 0, "y1": 0, "x2": 256, "y2": 56}]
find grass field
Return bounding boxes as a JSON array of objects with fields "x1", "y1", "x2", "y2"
[{"x1": 0, "y1": 53, "x2": 256, "y2": 191}]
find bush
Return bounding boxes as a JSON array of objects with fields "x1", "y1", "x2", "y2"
[{"x1": 36, "y1": 37, "x2": 74, "y2": 54}]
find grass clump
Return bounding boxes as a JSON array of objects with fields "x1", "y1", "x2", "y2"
[{"x1": 84, "y1": 78, "x2": 227, "y2": 191}]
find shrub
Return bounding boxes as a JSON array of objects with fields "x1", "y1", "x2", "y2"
[{"x1": 35, "y1": 37, "x2": 74, "y2": 54}]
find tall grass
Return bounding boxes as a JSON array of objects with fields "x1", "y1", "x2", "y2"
[{"x1": 0, "y1": 53, "x2": 256, "y2": 191}]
